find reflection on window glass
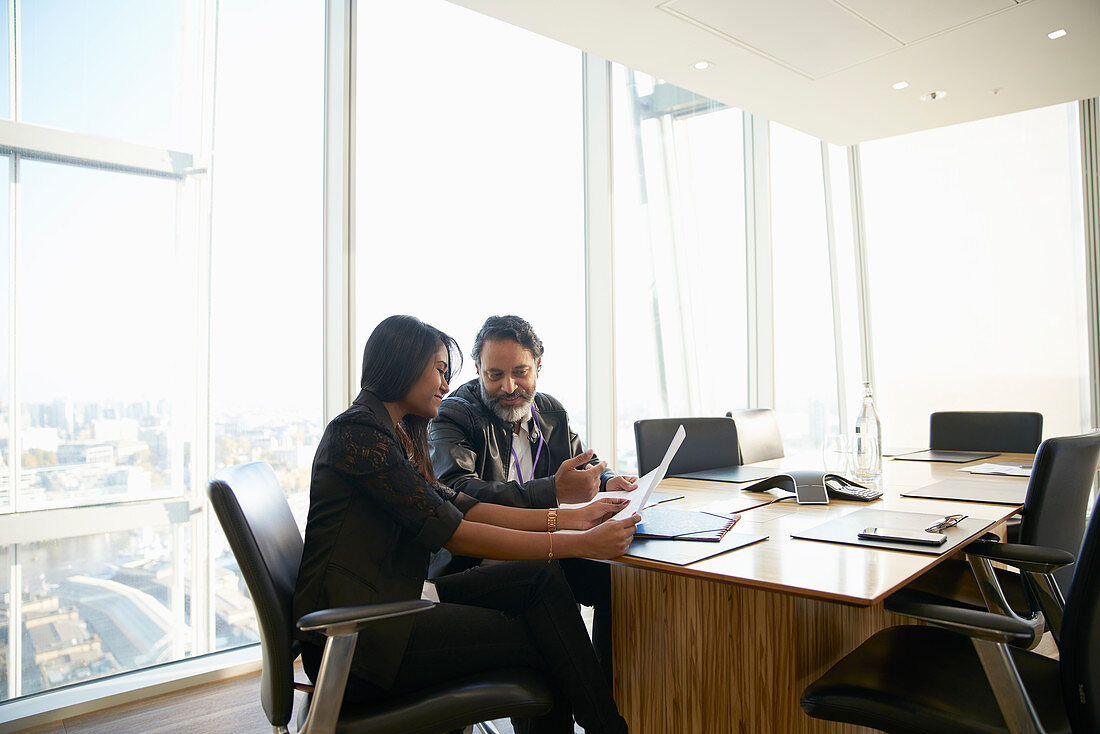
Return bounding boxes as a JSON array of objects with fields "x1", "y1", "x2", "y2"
[
  {"x1": 611, "y1": 66, "x2": 748, "y2": 472},
  {"x1": 861, "y1": 103, "x2": 1088, "y2": 447},
  {"x1": 824, "y1": 144, "x2": 865, "y2": 435},
  {"x1": 21, "y1": 0, "x2": 201, "y2": 149},
  {"x1": 770, "y1": 121, "x2": 839, "y2": 451},
  {"x1": 1, "y1": 546, "x2": 8, "y2": 696},
  {"x1": 17, "y1": 162, "x2": 189, "y2": 510},
  {"x1": 210, "y1": 0, "x2": 325, "y2": 513},
  {"x1": 13, "y1": 525, "x2": 194, "y2": 698},
  {"x1": 0, "y1": 156, "x2": 8, "y2": 512},
  {"x1": 355, "y1": 0, "x2": 587, "y2": 438},
  {"x1": 0, "y1": 1, "x2": 9, "y2": 119}
]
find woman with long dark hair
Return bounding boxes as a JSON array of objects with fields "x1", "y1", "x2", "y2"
[{"x1": 293, "y1": 315, "x2": 635, "y2": 733}]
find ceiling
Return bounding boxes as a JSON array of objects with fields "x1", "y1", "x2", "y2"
[{"x1": 446, "y1": 0, "x2": 1100, "y2": 144}]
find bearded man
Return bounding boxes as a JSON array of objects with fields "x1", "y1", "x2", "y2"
[{"x1": 428, "y1": 314, "x2": 636, "y2": 679}]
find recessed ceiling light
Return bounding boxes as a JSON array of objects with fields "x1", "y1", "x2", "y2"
[
  {"x1": 692, "y1": 60, "x2": 713, "y2": 70},
  {"x1": 920, "y1": 91, "x2": 947, "y2": 102},
  {"x1": 1048, "y1": 29, "x2": 1067, "y2": 40},
  {"x1": 891, "y1": 81, "x2": 909, "y2": 90}
]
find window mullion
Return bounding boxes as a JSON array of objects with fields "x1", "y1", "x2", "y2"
[
  {"x1": 847, "y1": 144, "x2": 875, "y2": 389},
  {"x1": 583, "y1": 53, "x2": 615, "y2": 456},
  {"x1": 821, "y1": 141, "x2": 849, "y2": 432},
  {"x1": 744, "y1": 112, "x2": 773, "y2": 409}
]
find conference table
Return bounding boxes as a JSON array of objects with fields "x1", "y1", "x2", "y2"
[{"x1": 608, "y1": 453, "x2": 1030, "y2": 733}]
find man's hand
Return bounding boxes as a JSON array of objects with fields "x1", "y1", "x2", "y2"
[
  {"x1": 554, "y1": 449, "x2": 607, "y2": 504},
  {"x1": 604, "y1": 475, "x2": 639, "y2": 492},
  {"x1": 580, "y1": 514, "x2": 641, "y2": 559}
]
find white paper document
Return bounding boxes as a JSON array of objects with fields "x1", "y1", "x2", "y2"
[
  {"x1": 956, "y1": 461, "x2": 1032, "y2": 477},
  {"x1": 613, "y1": 424, "x2": 687, "y2": 521}
]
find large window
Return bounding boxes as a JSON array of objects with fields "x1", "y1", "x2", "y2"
[
  {"x1": 208, "y1": 0, "x2": 324, "y2": 649},
  {"x1": 610, "y1": 68, "x2": 748, "y2": 472},
  {"x1": 17, "y1": 162, "x2": 187, "y2": 512},
  {"x1": 860, "y1": 103, "x2": 1089, "y2": 447},
  {"x1": 769, "y1": 122, "x2": 841, "y2": 451},
  {"x1": 354, "y1": 0, "x2": 587, "y2": 435},
  {"x1": 0, "y1": 0, "x2": 324, "y2": 704}
]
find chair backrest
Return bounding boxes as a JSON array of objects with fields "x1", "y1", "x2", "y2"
[
  {"x1": 1059, "y1": 491, "x2": 1100, "y2": 732},
  {"x1": 634, "y1": 417, "x2": 739, "y2": 476},
  {"x1": 1019, "y1": 431, "x2": 1100, "y2": 594},
  {"x1": 726, "y1": 408, "x2": 785, "y2": 464},
  {"x1": 929, "y1": 411, "x2": 1043, "y2": 453},
  {"x1": 208, "y1": 462, "x2": 303, "y2": 729}
]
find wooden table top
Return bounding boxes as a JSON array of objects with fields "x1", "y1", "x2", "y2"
[{"x1": 611, "y1": 453, "x2": 1031, "y2": 605}]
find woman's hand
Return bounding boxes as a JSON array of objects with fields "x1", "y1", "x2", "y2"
[
  {"x1": 580, "y1": 514, "x2": 641, "y2": 559},
  {"x1": 561, "y1": 498, "x2": 628, "y2": 530}
]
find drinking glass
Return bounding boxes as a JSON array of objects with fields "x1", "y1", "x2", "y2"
[
  {"x1": 851, "y1": 435, "x2": 879, "y2": 481},
  {"x1": 822, "y1": 434, "x2": 849, "y2": 474}
]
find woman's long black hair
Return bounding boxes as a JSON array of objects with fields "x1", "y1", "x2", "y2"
[{"x1": 359, "y1": 315, "x2": 462, "y2": 482}]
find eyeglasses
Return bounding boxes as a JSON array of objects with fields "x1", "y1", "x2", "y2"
[{"x1": 924, "y1": 514, "x2": 967, "y2": 533}]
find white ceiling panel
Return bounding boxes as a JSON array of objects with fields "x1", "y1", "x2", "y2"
[
  {"x1": 837, "y1": 0, "x2": 1017, "y2": 44},
  {"x1": 660, "y1": 0, "x2": 901, "y2": 77},
  {"x1": 446, "y1": 0, "x2": 1100, "y2": 144}
]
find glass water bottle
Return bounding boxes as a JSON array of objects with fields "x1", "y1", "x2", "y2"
[{"x1": 853, "y1": 382, "x2": 882, "y2": 480}]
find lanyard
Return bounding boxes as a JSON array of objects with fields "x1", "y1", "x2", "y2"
[{"x1": 510, "y1": 402, "x2": 545, "y2": 484}]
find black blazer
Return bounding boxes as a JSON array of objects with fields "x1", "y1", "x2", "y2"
[
  {"x1": 429, "y1": 380, "x2": 615, "y2": 509},
  {"x1": 292, "y1": 390, "x2": 478, "y2": 690},
  {"x1": 427, "y1": 380, "x2": 614, "y2": 577}
]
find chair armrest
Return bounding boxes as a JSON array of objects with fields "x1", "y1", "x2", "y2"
[
  {"x1": 884, "y1": 599, "x2": 1035, "y2": 645},
  {"x1": 963, "y1": 540, "x2": 1076, "y2": 574},
  {"x1": 298, "y1": 600, "x2": 434, "y2": 636},
  {"x1": 296, "y1": 600, "x2": 434, "y2": 734}
]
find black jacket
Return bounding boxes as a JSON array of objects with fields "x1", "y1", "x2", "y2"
[
  {"x1": 292, "y1": 389, "x2": 478, "y2": 689},
  {"x1": 427, "y1": 380, "x2": 614, "y2": 575}
]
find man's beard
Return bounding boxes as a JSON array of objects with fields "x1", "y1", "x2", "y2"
[{"x1": 480, "y1": 381, "x2": 535, "y2": 424}]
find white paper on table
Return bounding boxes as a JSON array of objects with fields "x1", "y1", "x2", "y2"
[
  {"x1": 560, "y1": 490, "x2": 680, "y2": 510},
  {"x1": 612, "y1": 424, "x2": 687, "y2": 521},
  {"x1": 956, "y1": 462, "x2": 1032, "y2": 477}
]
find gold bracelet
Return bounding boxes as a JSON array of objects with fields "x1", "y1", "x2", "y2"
[
  {"x1": 547, "y1": 508, "x2": 558, "y2": 533},
  {"x1": 547, "y1": 531, "x2": 554, "y2": 561}
]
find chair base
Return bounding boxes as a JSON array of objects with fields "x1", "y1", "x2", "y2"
[{"x1": 801, "y1": 626, "x2": 1067, "y2": 734}]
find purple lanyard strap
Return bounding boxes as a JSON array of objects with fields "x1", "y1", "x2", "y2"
[{"x1": 511, "y1": 401, "x2": 545, "y2": 484}]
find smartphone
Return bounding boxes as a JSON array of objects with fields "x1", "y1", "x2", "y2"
[{"x1": 858, "y1": 527, "x2": 948, "y2": 546}]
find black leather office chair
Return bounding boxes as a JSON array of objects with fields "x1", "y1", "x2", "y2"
[
  {"x1": 896, "y1": 431, "x2": 1100, "y2": 647},
  {"x1": 208, "y1": 461, "x2": 554, "y2": 734},
  {"x1": 801, "y1": 491, "x2": 1100, "y2": 734},
  {"x1": 931, "y1": 410, "x2": 1044, "y2": 543},
  {"x1": 634, "y1": 417, "x2": 739, "y2": 476},
  {"x1": 726, "y1": 408, "x2": 785, "y2": 464},
  {"x1": 930, "y1": 410, "x2": 1043, "y2": 453}
]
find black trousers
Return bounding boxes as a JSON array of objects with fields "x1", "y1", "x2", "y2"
[
  {"x1": 557, "y1": 557, "x2": 613, "y2": 683},
  {"x1": 324, "y1": 561, "x2": 627, "y2": 734}
]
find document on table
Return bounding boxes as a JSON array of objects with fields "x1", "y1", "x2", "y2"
[
  {"x1": 956, "y1": 462, "x2": 1032, "y2": 477},
  {"x1": 559, "y1": 491, "x2": 683, "y2": 511},
  {"x1": 613, "y1": 424, "x2": 687, "y2": 521}
]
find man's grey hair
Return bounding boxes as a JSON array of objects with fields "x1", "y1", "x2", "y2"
[{"x1": 472, "y1": 315, "x2": 544, "y2": 366}]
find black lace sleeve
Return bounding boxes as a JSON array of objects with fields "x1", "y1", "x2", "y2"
[{"x1": 329, "y1": 419, "x2": 469, "y2": 551}]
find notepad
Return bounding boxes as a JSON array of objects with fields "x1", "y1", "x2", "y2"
[
  {"x1": 671, "y1": 465, "x2": 779, "y2": 483},
  {"x1": 901, "y1": 479, "x2": 1027, "y2": 505},
  {"x1": 791, "y1": 509, "x2": 994, "y2": 555},
  {"x1": 634, "y1": 506, "x2": 739, "y2": 542},
  {"x1": 625, "y1": 532, "x2": 768, "y2": 565}
]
